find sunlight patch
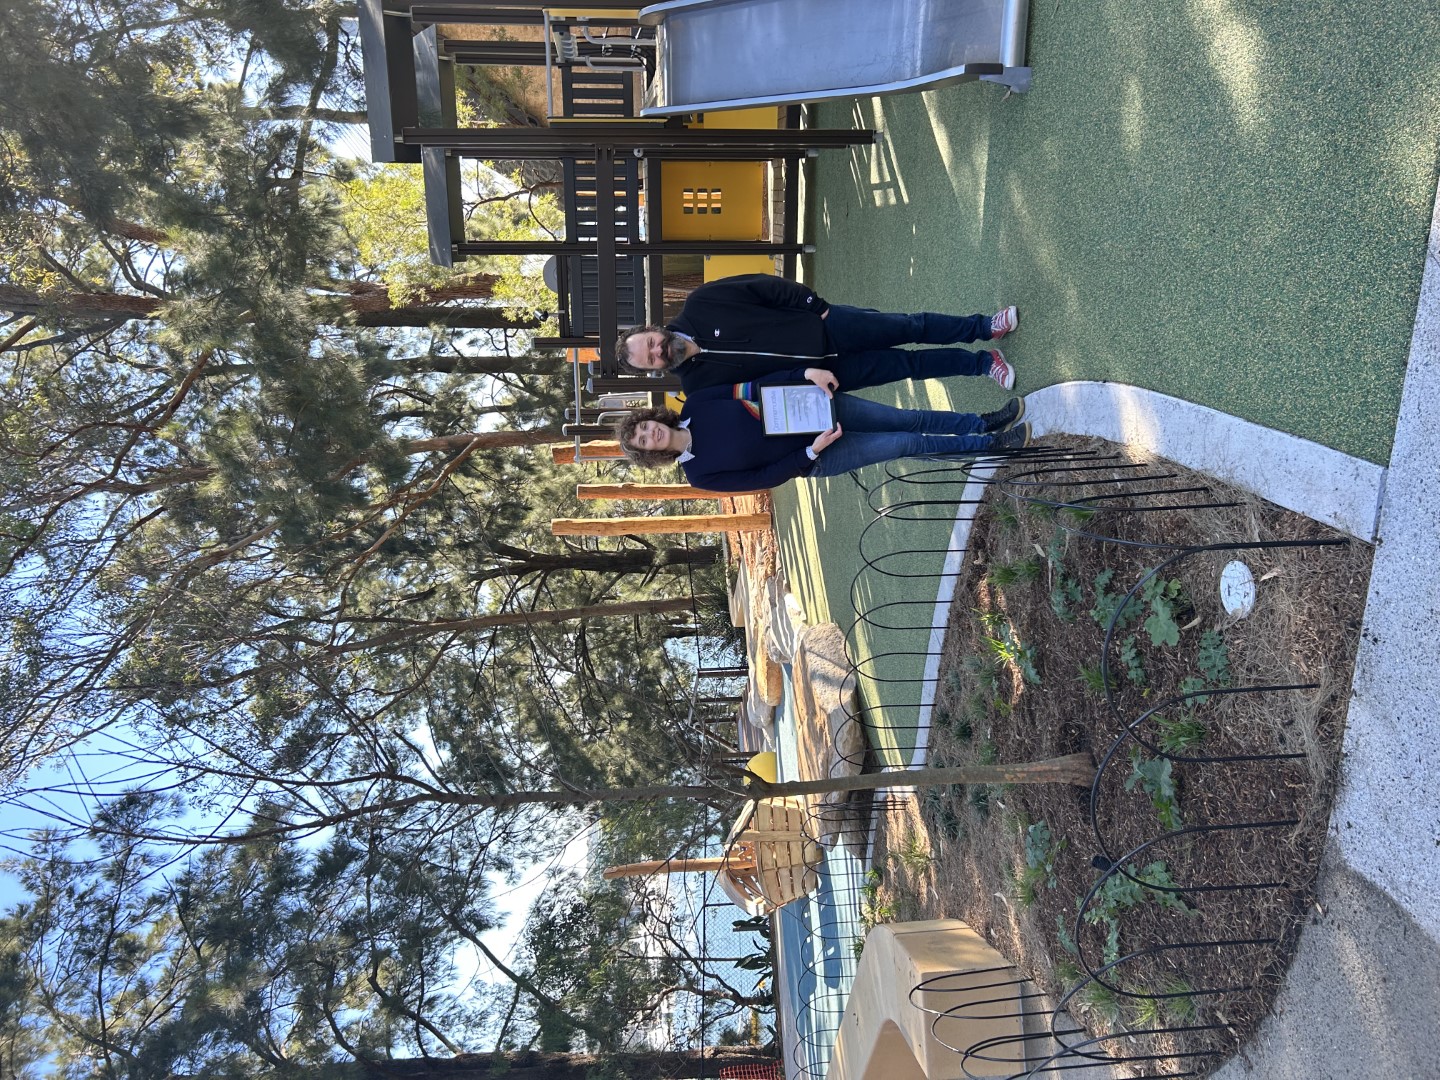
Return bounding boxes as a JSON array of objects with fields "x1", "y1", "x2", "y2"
[
  {"x1": 1186, "y1": 0, "x2": 1269, "y2": 131},
  {"x1": 1121, "y1": 76, "x2": 1146, "y2": 156}
]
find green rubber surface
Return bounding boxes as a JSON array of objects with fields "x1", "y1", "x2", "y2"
[{"x1": 774, "y1": 1, "x2": 1440, "y2": 759}]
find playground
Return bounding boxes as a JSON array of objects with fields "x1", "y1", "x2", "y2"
[
  {"x1": 360, "y1": 1, "x2": 1440, "y2": 1076},
  {"x1": 760, "y1": 2, "x2": 1440, "y2": 1076}
]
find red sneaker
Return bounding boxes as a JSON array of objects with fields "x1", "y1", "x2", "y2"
[
  {"x1": 987, "y1": 349, "x2": 1015, "y2": 390},
  {"x1": 990, "y1": 305, "x2": 1018, "y2": 339}
]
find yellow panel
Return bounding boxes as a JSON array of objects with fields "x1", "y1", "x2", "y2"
[
  {"x1": 695, "y1": 106, "x2": 781, "y2": 130},
  {"x1": 546, "y1": 7, "x2": 641, "y2": 16},
  {"x1": 549, "y1": 115, "x2": 665, "y2": 125},
  {"x1": 704, "y1": 255, "x2": 777, "y2": 280},
  {"x1": 660, "y1": 160, "x2": 764, "y2": 239}
]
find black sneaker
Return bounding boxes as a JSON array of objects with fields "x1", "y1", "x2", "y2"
[
  {"x1": 989, "y1": 422, "x2": 1032, "y2": 451},
  {"x1": 979, "y1": 395, "x2": 1025, "y2": 433}
]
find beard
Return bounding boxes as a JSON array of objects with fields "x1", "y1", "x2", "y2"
[{"x1": 658, "y1": 331, "x2": 684, "y2": 368}]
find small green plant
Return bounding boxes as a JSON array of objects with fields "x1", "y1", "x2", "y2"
[
  {"x1": 1056, "y1": 915, "x2": 1080, "y2": 957},
  {"x1": 1118, "y1": 634, "x2": 1146, "y2": 686},
  {"x1": 1155, "y1": 712, "x2": 1207, "y2": 753},
  {"x1": 1050, "y1": 576, "x2": 1082, "y2": 622},
  {"x1": 921, "y1": 787, "x2": 963, "y2": 838},
  {"x1": 1075, "y1": 979, "x2": 1123, "y2": 1025},
  {"x1": 944, "y1": 670, "x2": 965, "y2": 695},
  {"x1": 891, "y1": 833, "x2": 933, "y2": 873},
  {"x1": 1054, "y1": 957, "x2": 1083, "y2": 986},
  {"x1": 1157, "y1": 975, "x2": 1197, "y2": 1021},
  {"x1": 960, "y1": 693, "x2": 986, "y2": 728},
  {"x1": 968, "y1": 785, "x2": 992, "y2": 815},
  {"x1": 1084, "y1": 859, "x2": 1193, "y2": 965},
  {"x1": 1178, "y1": 674, "x2": 1207, "y2": 699},
  {"x1": 1014, "y1": 820, "x2": 1067, "y2": 905},
  {"x1": 1090, "y1": 569, "x2": 1143, "y2": 631},
  {"x1": 859, "y1": 868, "x2": 896, "y2": 930},
  {"x1": 1126, "y1": 749, "x2": 1184, "y2": 831},
  {"x1": 961, "y1": 653, "x2": 1000, "y2": 692},
  {"x1": 1077, "y1": 662, "x2": 1117, "y2": 696},
  {"x1": 1132, "y1": 860, "x2": 1195, "y2": 915},
  {"x1": 987, "y1": 556, "x2": 1043, "y2": 589},
  {"x1": 1140, "y1": 574, "x2": 1187, "y2": 647},
  {"x1": 1197, "y1": 629, "x2": 1231, "y2": 685},
  {"x1": 981, "y1": 619, "x2": 1041, "y2": 685},
  {"x1": 1130, "y1": 992, "x2": 1165, "y2": 1029},
  {"x1": 992, "y1": 501, "x2": 1021, "y2": 529}
]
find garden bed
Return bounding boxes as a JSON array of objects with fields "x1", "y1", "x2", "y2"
[{"x1": 867, "y1": 437, "x2": 1372, "y2": 1076}]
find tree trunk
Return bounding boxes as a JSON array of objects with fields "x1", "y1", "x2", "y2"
[
  {"x1": 0, "y1": 283, "x2": 538, "y2": 331},
  {"x1": 334, "y1": 1049, "x2": 780, "y2": 1080}
]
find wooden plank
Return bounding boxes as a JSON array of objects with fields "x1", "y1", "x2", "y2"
[
  {"x1": 552, "y1": 512, "x2": 771, "y2": 536},
  {"x1": 551, "y1": 442, "x2": 623, "y2": 462},
  {"x1": 576, "y1": 483, "x2": 765, "y2": 500}
]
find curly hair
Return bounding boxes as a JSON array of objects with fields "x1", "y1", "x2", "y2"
[
  {"x1": 614, "y1": 325, "x2": 668, "y2": 375},
  {"x1": 614, "y1": 406, "x2": 684, "y2": 469}
]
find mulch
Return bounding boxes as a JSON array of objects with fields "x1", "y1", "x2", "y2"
[{"x1": 867, "y1": 437, "x2": 1372, "y2": 1076}]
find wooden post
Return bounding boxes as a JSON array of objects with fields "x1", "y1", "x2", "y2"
[
  {"x1": 602, "y1": 856, "x2": 739, "y2": 879},
  {"x1": 576, "y1": 483, "x2": 767, "y2": 500},
  {"x1": 552, "y1": 512, "x2": 771, "y2": 536},
  {"x1": 551, "y1": 441, "x2": 622, "y2": 463}
]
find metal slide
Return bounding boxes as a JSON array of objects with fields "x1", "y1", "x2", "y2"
[{"x1": 638, "y1": 0, "x2": 1030, "y2": 116}]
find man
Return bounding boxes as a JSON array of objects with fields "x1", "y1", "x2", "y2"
[
  {"x1": 615, "y1": 366, "x2": 1032, "y2": 493},
  {"x1": 615, "y1": 274, "x2": 1018, "y2": 397}
]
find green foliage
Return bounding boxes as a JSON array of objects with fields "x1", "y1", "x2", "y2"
[
  {"x1": 992, "y1": 501, "x2": 1021, "y2": 530},
  {"x1": 987, "y1": 556, "x2": 1043, "y2": 589},
  {"x1": 1084, "y1": 859, "x2": 1194, "y2": 965},
  {"x1": 1077, "y1": 663, "x2": 1117, "y2": 696},
  {"x1": 1155, "y1": 712, "x2": 1208, "y2": 753},
  {"x1": 859, "y1": 869, "x2": 896, "y2": 930},
  {"x1": 969, "y1": 786, "x2": 993, "y2": 815},
  {"x1": 1126, "y1": 749, "x2": 1185, "y2": 831},
  {"x1": 1118, "y1": 635, "x2": 1147, "y2": 686},
  {"x1": 1056, "y1": 915, "x2": 1080, "y2": 957},
  {"x1": 922, "y1": 787, "x2": 964, "y2": 839},
  {"x1": 979, "y1": 615, "x2": 1041, "y2": 685},
  {"x1": 1197, "y1": 629, "x2": 1232, "y2": 685},
  {"x1": 962, "y1": 653, "x2": 1001, "y2": 692},
  {"x1": 890, "y1": 834, "x2": 934, "y2": 873},
  {"x1": 1076, "y1": 979, "x2": 1123, "y2": 1025},
  {"x1": 1090, "y1": 569, "x2": 1142, "y2": 632},
  {"x1": 1014, "y1": 821, "x2": 1067, "y2": 906},
  {"x1": 1050, "y1": 576, "x2": 1083, "y2": 622},
  {"x1": 961, "y1": 694, "x2": 987, "y2": 729},
  {"x1": 934, "y1": 700, "x2": 974, "y2": 741},
  {"x1": 1157, "y1": 975, "x2": 1198, "y2": 1022},
  {"x1": 1141, "y1": 575, "x2": 1187, "y2": 647}
]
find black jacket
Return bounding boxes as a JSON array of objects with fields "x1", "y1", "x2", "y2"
[{"x1": 669, "y1": 275, "x2": 835, "y2": 393}]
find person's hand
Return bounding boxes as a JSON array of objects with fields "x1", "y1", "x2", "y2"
[
  {"x1": 809, "y1": 424, "x2": 843, "y2": 456},
  {"x1": 804, "y1": 367, "x2": 839, "y2": 397}
]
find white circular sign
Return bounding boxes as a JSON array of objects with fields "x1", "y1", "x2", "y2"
[{"x1": 1220, "y1": 560, "x2": 1257, "y2": 618}]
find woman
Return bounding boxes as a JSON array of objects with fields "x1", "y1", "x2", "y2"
[{"x1": 615, "y1": 367, "x2": 1032, "y2": 493}]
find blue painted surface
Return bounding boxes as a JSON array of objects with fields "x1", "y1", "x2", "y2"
[{"x1": 772, "y1": 665, "x2": 870, "y2": 1079}]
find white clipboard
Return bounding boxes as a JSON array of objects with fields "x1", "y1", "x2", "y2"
[{"x1": 759, "y1": 383, "x2": 836, "y2": 436}]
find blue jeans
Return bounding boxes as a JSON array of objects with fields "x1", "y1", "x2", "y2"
[
  {"x1": 822, "y1": 304, "x2": 996, "y2": 392},
  {"x1": 809, "y1": 393, "x2": 990, "y2": 478}
]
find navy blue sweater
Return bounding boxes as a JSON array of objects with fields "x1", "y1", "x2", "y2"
[{"x1": 677, "y1": 373, "x2": 822, "y2": 493}]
